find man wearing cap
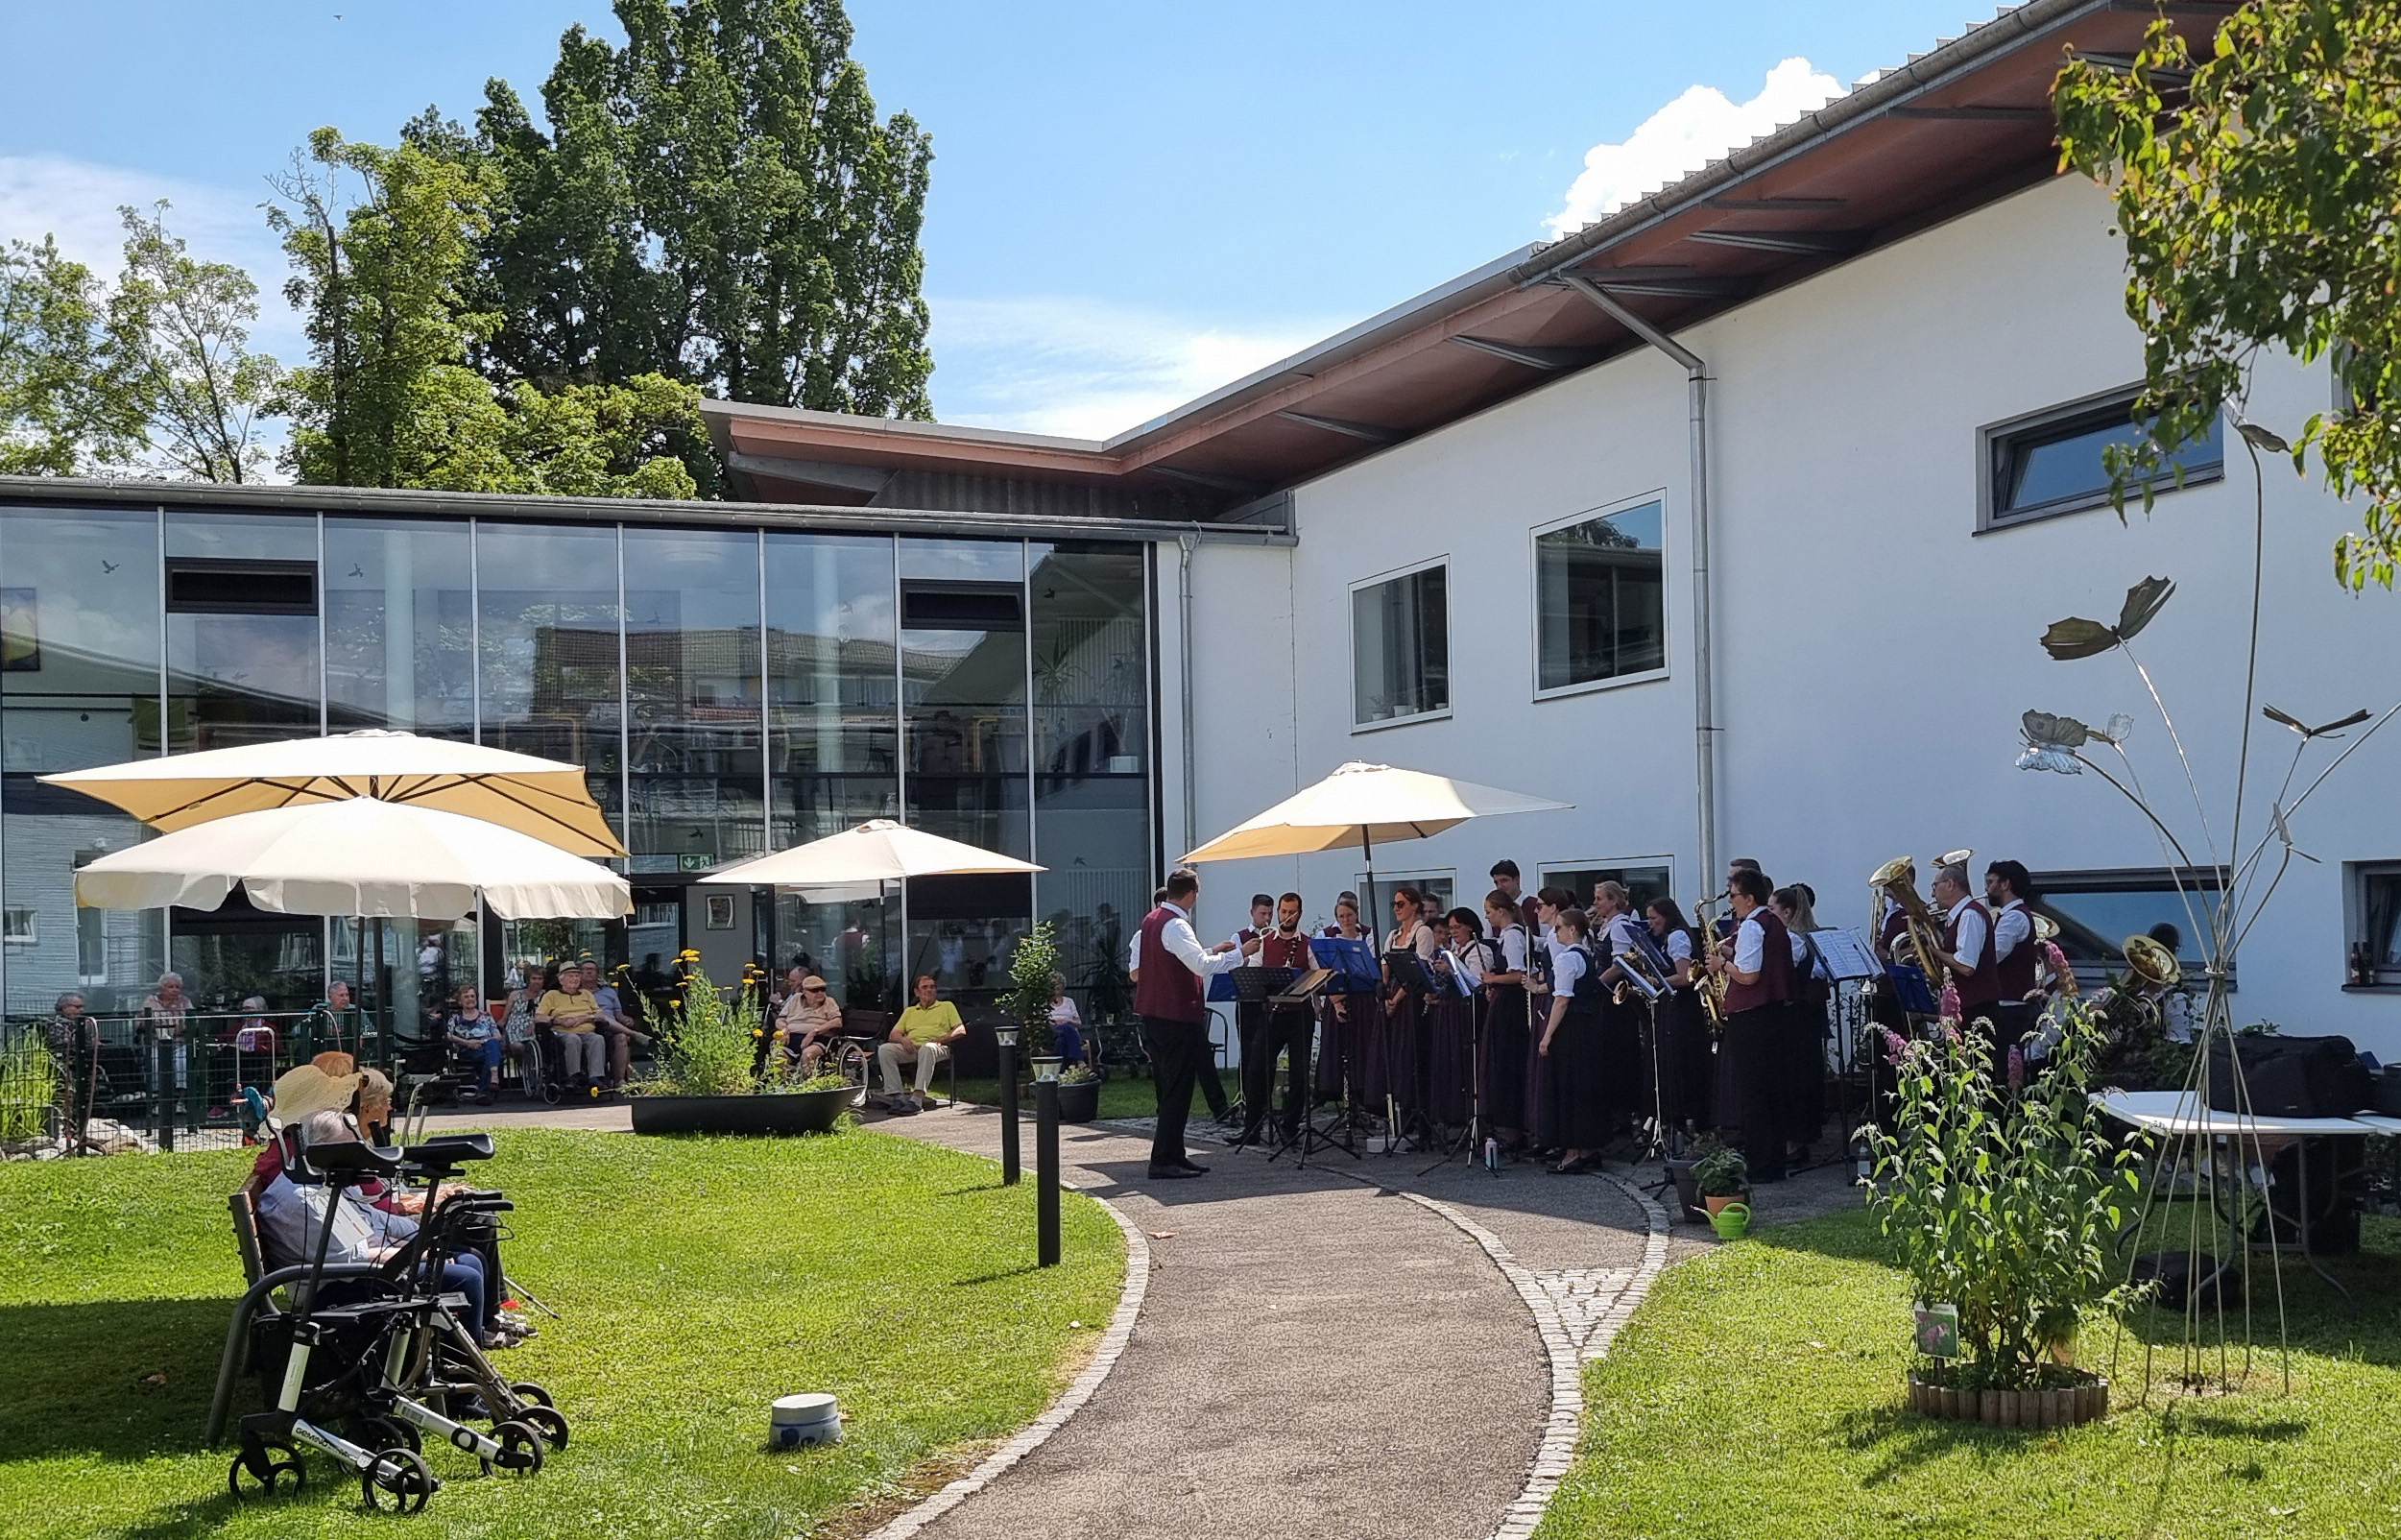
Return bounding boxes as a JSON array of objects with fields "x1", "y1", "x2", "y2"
[{"x1": 777, "y1": 968, "x2": 844, "y2": 1071}]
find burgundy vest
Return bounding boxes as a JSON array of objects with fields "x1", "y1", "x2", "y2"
[
  {"x1": 1724, "y1": 907, "x2": 1795, "y2": 1014},
  {"x1": 1259, "y1": 930, "x2": 1312, "y2": 969},
  {"x1": 1135, "y1": 905, "x2": 1205, "y2": 1023},
  {"x1": 1944, "y1": 899, "x2": 2003, "y2": 1010},
  {"x1": 1992, "y1": 901, "x2": 2037, "y2": 999}
]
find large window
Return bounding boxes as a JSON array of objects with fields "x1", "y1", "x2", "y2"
[
  {"x1": 1352, "y1": 562, "x2": 1448, "y2": 728},
  {"x1": 2346, "y1": 861, "x2": 2401, "y2": 987},
  {"x1": 164, "y1": 512, "x2": 322, "y2": 752},
  {"x1": 2029, "y1": 868, "x2": 2227, "y2": 988},
  {"x1": 1539, "y1": 862, "x2": 1673, "y2": 918},
  {"x1": 324, "y1": 517, "x2": 474, "y2": 736},
  {"x1": 623, "y1": 527, "x2": 764, "y2": 872},
  {"x1": 766, "y1": 533, "x2": 899, "y2": 849},
  {"x1": 1535, "y1": 499, "x2": 1665, "y2": 694},
  {"x1": 474, "y1": 521, "x2": 625, "y2": 827},
  {"x1": 1983, "y1": 390, "x2": 2224, "y2": 529}
]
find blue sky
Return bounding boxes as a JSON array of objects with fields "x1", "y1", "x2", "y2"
[{"x1": 0, "y1": 0, "x2": 1991, "y2": 440}]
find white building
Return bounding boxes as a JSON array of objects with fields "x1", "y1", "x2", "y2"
[{"x1": 707, "y1": 0, "x2": 2401, "y2": 1060}]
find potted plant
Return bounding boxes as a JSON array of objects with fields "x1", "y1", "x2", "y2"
[
  {"x1": 629, "y1": 956, "x2": 860, "y2": 1136},
  {"x1": 1863, "y1": 1000, "x2": 2141, "y2": 1428},
  {"x1": 1005, "y1": 921, "x2": 1064, "y2": 1061},
  {"x1": 1054, "y1": 1063, "x2": 1101, "y2": 1123},
  {"x1": 1665, "y1": 1136, "x2": 1720, "y2": 1219},
  {"x1": 1693, "y1": 1143, "x2": 1749, "y2": 1221}
]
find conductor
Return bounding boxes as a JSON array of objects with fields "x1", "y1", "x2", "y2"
[{"x1": 1137, "y1": 866, "x2": 1247, "y2": 1181}]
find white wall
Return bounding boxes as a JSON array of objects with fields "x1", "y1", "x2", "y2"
[{"x1": 1185, "y1": 174, "x2": 2401, "y2": 1058}]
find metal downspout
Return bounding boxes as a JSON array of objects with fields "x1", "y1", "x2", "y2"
[
  {"x1": 1177, "y1": 531, "x2": 1199, "y2": 857},
  {"x1": 1561, "y1": 274, "x2": 1718, "y2": 893}
]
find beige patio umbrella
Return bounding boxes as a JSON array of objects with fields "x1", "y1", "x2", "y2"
[
  {"x1": 74, "y1": 798, "x2": 632, "y2": 922},
  {"x1": 1182, "y1": 759, "x2": 1571, "y2": 917},
  {"x1": 40, "y1": 729, "x2": 626, "y2": 856},
  {"x1": 698, "y1": 818, "x2": 1044, "y2": 891}
]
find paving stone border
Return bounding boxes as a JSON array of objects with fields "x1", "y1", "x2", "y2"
[
  {"x1": 1324, "y1": 1163, "x2": 1672, "y2": 1540},
  {"x1": 853, "y1": 1177, "x2": 1153, "y2": 1540}
]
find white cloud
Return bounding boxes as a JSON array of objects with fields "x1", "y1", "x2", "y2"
[
  {"x1": 1545, "y1": 57, "x2": 1844, "y2": 240},
  {"x1": 928, "y1": 296, "x2": 1336, "y2": 442}
]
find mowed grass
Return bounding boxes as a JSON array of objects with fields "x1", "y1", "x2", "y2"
[
  {"x1": 1540, "y1": 1207, "x2": 2401, "y2": 1540},
  {"x1": 944, "y1": 1073, "x2": 1160, "y2": 1122},
  {"x1": 0, "y1": 1126, "x2": 1124, "y2": 1540}
]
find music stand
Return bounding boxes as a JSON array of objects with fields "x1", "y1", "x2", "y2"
[{"x1": 1265, "y1": 941, "x2": 1377, "y2": 1167}]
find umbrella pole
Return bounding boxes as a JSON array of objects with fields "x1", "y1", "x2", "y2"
[{"x1": 1360, "y1": 828, "x2": 1377, "y2": 943}]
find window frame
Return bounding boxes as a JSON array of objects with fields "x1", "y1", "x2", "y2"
[
  {"x1": 1538, "y1": 859, "x2": 1676, "y2": 916},
  {"x1": 1528, "y1": 491, "x2": 1671, "y2": 703},
  {"x1": 2342, "y1": 858, "x2": 2401, "y2": 990},
  {"x1": 1348, "y1": 555, "x2": 1453, "y2": 734},
  {"x1": 2, "y1": 906, "x2": 34, "y2": 948},
  {"x1": 2026, "y1": 865, "x2": 2231, "y2": 991},
  {"x1": 1978, "y1": 386, "x2": 2225, "y2": 533}
]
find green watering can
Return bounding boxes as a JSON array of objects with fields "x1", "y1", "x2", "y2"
[{"x1": 1709, "y1": 1201, "x2": 1751, "y2": 1241}]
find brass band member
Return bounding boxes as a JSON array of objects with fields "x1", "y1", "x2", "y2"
[
  {"x1": 1771, "y1": 884, "x2": 1835, "y2": 1165},
  {"x1": 1479, "y1": 889, "x2": 1534, "y2": 1147},
  {"x1": 1927, "y1": 862, "x2": 2006, "y2": 1086},
  {"x1": 1708, "y1": 867, "x2": 1795, "y2": 1184},
  {"x1": 1586, "y1": 880, "x2": 1645, "y2": 1134},
  {"x1": 1984, "y1": 859, "x2": 2040, "y2": 1081},
  {"x1": 1645, "y1": 898, "x2": 1711, "y2": 1135},
  {"x1": 1237, "y1": 892, "x2": 1315, "y2": 1147},
  {"x1": 1538, "y1": 906, "x2": 1610, "y2": 1175},
  {"x1": 1524, "y1": 886, "x2": 1573, "y2": 1155}
]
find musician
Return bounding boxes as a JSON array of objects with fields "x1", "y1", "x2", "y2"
[
  {"x1": 1229, "y1": 892, "x2": 1274, "y2": 1133},
  {"x1": 1984, "y1": 860, "x2": 2040, "y2": 1071},
  {"x1": 1926, "y1": 862, "x2": 2006, "y2": 1088},
  {"x1": 1382, "y1": 886, "x2": 1439, "y2": 1009},
  {"x1": 1487, "y1": 861, "x2": 1525, "y2": 933},
  {"x1": 1706, "y1": 867, "x2": 1795, "y2": 1184},
  {"x1": 1586, "y1": 881, "x2": 1645, "y2": 1133},
  {"x1": 1537, "y1": 906, "x2": 1611, "y2": 1175},
  {"x1": 1522, "y1": 891, "x2": 1565, "y2": 1154},
  {"x1": 1130, "y1": 882, "x2": 1236, "y2": 1126},
  {"x1": 1237, "y1": 892, "x2": 1315, "y2": 1146},
  {"x1": 1315, "y1": 891, "x2": 1373, "y2": 1105},
  {"x1": 1770, "y1": 884, "x2": 1836, "y2": 1164},
  {"x1": 1135, "y1": 868, "x2": 1246, "y2": 1181},
  {"x1": 1478, "y1": 890, "x2": 1534, "y2": 1148},
  {"x1": 1645, "y1": 897, "x2": 1711, "y2": 1135},
  {"x1": 1427, "y1": 906, "x2": 1488, "y2": 1132},
  {"x1": 1715, "y1": 858, "x2": 1764, "y2": 941}
]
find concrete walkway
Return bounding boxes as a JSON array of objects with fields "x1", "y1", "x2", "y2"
[{"x1": 419, "y1": 1095, "x2": 1858, "y2": 1539}]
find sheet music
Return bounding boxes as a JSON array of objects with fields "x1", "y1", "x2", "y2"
[{"x1": 1812, "y1": 927, "x2": 1882, "y2": 980}]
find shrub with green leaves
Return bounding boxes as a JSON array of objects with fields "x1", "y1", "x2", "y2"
[
  {"x1": 637, "y1": 959, "x2": 762, "y2": 1097},
  {"x1": 1006, "y1": 921, "x2": 1061, "y2": 1060},
  {"x1": 1861, "y1": 1000, "x2": 2147, "y2": 1390},
  {"x1": 0, "y1": 1027, "x2": 59, "y2": 1143}
]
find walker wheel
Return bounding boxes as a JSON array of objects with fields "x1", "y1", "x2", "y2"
[
  {"x1": 228, "y1": 1448, "x2": 303, "y2": 1502},
  {"x1": 357, "y1": 1415, "x2": 420, "y2": 1454},
  {"x1": 508, "y1": 1380, "x2": 554, "y2": 1408},
  {"x1": 361, "y1": 1447, "x2": 436, "y2": 1514},
  {"x1": 486, "y1": 1419, "x2": 546, "y2": 1477},
  {"x1": 516, "y1": 1403, "x2": 570, "y2": 1450}
]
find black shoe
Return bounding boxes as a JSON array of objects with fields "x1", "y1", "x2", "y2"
[
  {"x1": 1176, "y1": 1159, "x2": 1211, "y2": 1174},
  {"x1": 1146, "y1": 1164, "x2": 1205, "y2": 1180}
]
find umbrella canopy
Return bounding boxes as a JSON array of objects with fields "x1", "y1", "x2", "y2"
[
  {"x1": 39, "y1": 729, "x2": 626, "y2": 856},
  {"x1": 74, "y1": 798, "x2": 632, "y2": 921},
  {"x1": 697, "y1": 819, "x2": 1043, "y2": 891},
  {"x1": 1182, "y1": 760, "x2": 1572, "y2": 864}
]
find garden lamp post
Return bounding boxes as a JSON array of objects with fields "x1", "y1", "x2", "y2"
[
  {"x1": 1033, "y1": 1053, "x2": 1063, "y2": 1266},
  {"x1": 995, "y1": 1023, "x2": 1022, "y2": 1185}
]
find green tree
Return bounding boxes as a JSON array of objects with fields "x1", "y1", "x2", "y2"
[
  {"x1": 2054, "y1": 2, "x2": 2401, "y2": 589},
  {"x1": 434, "y1": 0, "x2": 933, "y2": 462},
  {"x1": 271, "y1": 127, "x2": 701, "y2": 496},
  {"x1": 106, "y1": 204, "x2": 283, "y2": 482},
  {"x1": 0, "y1": 235, "x2": 142, "y2": 475}
]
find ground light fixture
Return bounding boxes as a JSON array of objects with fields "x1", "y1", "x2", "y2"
[
  {"x1": 995, "y1": 1023, "x2": 1022, "y2": 1184},
  {"x1": 1032, "y1": 1056, "x2": 1064, "y2": 1265}
]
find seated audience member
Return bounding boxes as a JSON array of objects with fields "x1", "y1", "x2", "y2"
[
  {"x1": 878, "y1": 974, "x2": 966, "y2": 1115},
  {"x1": 43, "y1": 991, "x2": 98, "y2": 1141},
  {"x1": 536, "y1": 968, "x2": 609, "y2": 1092},
  {"x1": 445, "y1": 985, "x2": 503, "y2": 1103},
  {"x1": 777, "y1": 971, "x2": 844, "y2": 1071},
  {"x1": 247, "y1": 1055, "x2": 366, "y2": 1194},
  {"x1": 584, "y1": 959, "x2": 639, "y2": 1087},
  {"x1": 1046, "y1": 974, "x2": 1086, "y2": 1066}
]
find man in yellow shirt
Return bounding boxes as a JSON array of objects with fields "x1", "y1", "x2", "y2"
[
  {"x1": 536, "y1": 970, "x2": 609, "y2": 1091},
  {"x1": 879, "y1": 974, "x2": 965, "y2": 1114}
]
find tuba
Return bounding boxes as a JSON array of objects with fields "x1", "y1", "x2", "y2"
[
  {"x1": 1869, "y1": 854, "x2": 1950, "y2": 1006},
  {"x1": 2122, "y1": 933, "x2": 2181, "y2": 991}
]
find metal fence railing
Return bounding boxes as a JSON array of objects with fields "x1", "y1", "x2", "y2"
[{"x1": 0, "y1": 1009, "x2": 396, "y2": 1158}]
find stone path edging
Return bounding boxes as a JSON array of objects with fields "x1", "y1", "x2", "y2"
[
  {"x1": 854, "y1": 1179, "x2": 1153, "y2": 1540},
  {"x1": 1324, "y1": 1164, "x2": 1671, "y2": 1540}
]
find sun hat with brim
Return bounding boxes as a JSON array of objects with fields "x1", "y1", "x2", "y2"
[
  {"x1": 270, "y1": 1063, "x2": 364, "y2": 1124},
  {"x1": 802, "y1": 975, "x2": 828, "y2": 991}
]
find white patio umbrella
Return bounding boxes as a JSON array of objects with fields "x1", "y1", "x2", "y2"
[
  {"x1": 40, "y1": 729, "x2": 627, "y2": 856},
  {"x1": 1181, "y1": 759, "x2": 1571, "y2": 920},
  {"x1": 73, "y1": 798, "x2": 632, "y2": 922},
  {"x1": 698, "y1": 818, "x2": 1044, "y2": 891}
]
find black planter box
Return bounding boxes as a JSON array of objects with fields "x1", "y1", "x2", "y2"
[
  {"x1": 630, "y1": 1087, "x2": 857, "y2": 1136},
  {"x1": 1056, "y1": 1079, "x2": 1101, "y2": 1123}
]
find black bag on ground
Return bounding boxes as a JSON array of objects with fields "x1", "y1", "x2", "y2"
[
  {"x1": 2129, "y1": 1251, "x2": 2244, "y2": 1311},
  {"x1": 2204, "y1": 1034, "x2": 2372, "y2": 1117}
]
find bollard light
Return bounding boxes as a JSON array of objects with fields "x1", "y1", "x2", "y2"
[
  {"x1": 1033, "y1": 1054, "x2": 1063, "y2": 1081},
  {"x1": 1033, "y1": 1058, "x2": 1063, "y2": 1267},
  {"x1": 995, "y1": 1024, "x2": 1022, "y2": 1185}
]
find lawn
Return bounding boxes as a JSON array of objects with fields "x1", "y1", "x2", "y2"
[
  {"x1": 1540, "y1": 1206, "x2": 2401, "y2": 1540},
  {"x1": 0, "y1": 1126, "x2": 1124, "y2": 1540},
  {"x1": 945, "y1": 1072, "x2": 1162, "y2": 1122}
]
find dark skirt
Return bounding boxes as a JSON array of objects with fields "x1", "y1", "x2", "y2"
[
  {"x1": 1479, "y1": 984, "x2": 1531, "y2": 1130},
  {"x1": 1545, "y1": 999, "x2": 1614, "y2": 1149},
  {"x1": 1362, "y1": 993, "x2": 1422, "y2": 1117},
  {"x1": 1314, "y1": 997, "x2": 1369, "y2": 1100},
  {"x1": 1525, "y1": 994, "x2": 1558, "y2": 1147},
  {"x1": 1598, "y1": 992, "x2": 1644, "y2": 1120},
  {"x1": 1783, "y1": 997, "x2": 1830, "y2": 1145},
  {"x1": 1425, "y1": 994, "x2": 1477, "y2": 1125},
  {"x1": 1656, "y1": 988, "x2": 1712, "y2": 1128}
]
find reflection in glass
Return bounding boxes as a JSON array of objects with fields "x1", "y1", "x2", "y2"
[
  {"x1": 906, "y1": 873, "x2": 1030, "y2": 1015},
  {"x1": 0, "y1": 507, "x2": 166, "y2": 1012},
  {"x1": 2030, "y1": 872, "x2": 2225, "y2": 982},
  {"x1": 772, "y1": 892, "x2": 897, "y2": 1013},
  {"x1": 765, "y1": 533, "x2": 897, "y2": 848},
  {"x1": 324, "y1": 517, "x2": 474, "y2": 735},
  {"x1": 623, "y1": 528, "x2": 763, "y2": 870},
  {"x1": 900, "y1": 538, "x2": 1026, "y2": 855},
  {"x1": 2000, "y1": 404, "x2": 2223, "y2": 517},
  {"x1": 165, "y1": 511, "x2": 322, "y2": 752},
  {"x1": 1536, "y1": 501, "x2": 1665, "y2": 690},
  {"x1": 1029, "y1": 541, "x2": 1147, "y2": 1015},
  {"x1": 1352, "y1": 565, "x2": 1448, "y2": 724},
  {"x1": 475, "y1": 521, "x2": 624, "y2": 823},
  {"x1": 172, "y1": 899, "x2": 325, "y2": 1016}
]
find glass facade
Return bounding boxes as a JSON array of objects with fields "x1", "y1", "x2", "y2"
[{"x1": 0, "y1": 500, "x2": 1156, "y2": 1024}]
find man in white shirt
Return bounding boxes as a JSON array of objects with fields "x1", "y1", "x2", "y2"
[
  {"x1": 1135, "y1": 868, "x2": 1245, "y2": 1179},
  {"x1": 1984, "y1": 859, "x2": 2039, "y2": 1066}
]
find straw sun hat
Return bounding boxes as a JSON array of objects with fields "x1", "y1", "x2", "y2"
[{"x1": 270, "y1": 1052, "x2": 365, "y2": 1124}]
